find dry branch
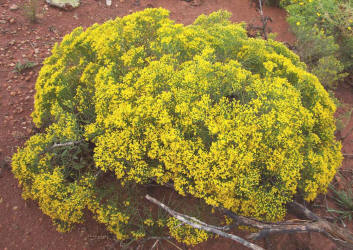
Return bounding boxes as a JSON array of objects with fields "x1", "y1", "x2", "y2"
[
  {"x1": 145, "y1": 194, "x2": 264, "y2": 250},
  {"x1": 224, "y1": 201, "x2": 353, "y2": 249},
  {"x1": 146, "y1": 193, "x2": 353, "y2": 250},
  {"x1": 248, "y1": 0, "x2": 272, "y2": 40}
]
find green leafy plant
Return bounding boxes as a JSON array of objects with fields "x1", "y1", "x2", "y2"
[
  {"x1": 312, "y1": 55, "x2": 347, "y2": 89},
  {"x1": 328, "y1": 185, "x2": 353, "y2": 221},
  {"x1": 283, "y1": 0, "x2": 353, "y2": 88},
  {"x1": 14, "y1": 60, "x2": 37, "y2": 73},
  {"x1": 12, "y1": 9, "x2": 342, "y2": 245}
]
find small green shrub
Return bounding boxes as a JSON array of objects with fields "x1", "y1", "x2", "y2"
[
  {"x1": 14, "y1": 60, "x2": 37, "y2": 73},
  {"x1": 284, "y1": 0, "x2": 353, "y2": 87},
  {"x1": 12, "y1": 9, "x2": 342, "y2": 245},
  {"x1": 312, "y1": 56, "x2": 347, "y2": 89},
  {"x1": 328, "y1": 185, "x2": 353, "y2": 221}
]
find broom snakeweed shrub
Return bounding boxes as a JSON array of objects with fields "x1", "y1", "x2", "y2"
[{"x1": 12, "y1": 8, "x2": 342, "y2": 244}]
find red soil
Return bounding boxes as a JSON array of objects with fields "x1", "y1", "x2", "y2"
[{"x1": 0, "y1": 0, "x2": 351, "y2": 249}]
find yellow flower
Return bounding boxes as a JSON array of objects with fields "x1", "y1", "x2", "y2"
[
  {"x1": 296, "y1": 21, "x2": 301, "y2": 26},
  {"x1": 316, "y1": 12, "x2": 321, "y2": 17}
]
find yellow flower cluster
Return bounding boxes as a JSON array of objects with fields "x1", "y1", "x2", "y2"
[
  {"x1": 167, "y1": 217, "x2": 210, "y2": 246},
  {"x1": 12, "y1": 8, "x2": 342, "y2": 245}
]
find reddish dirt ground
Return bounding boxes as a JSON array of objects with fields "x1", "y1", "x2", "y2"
[{"x1": 0, "y1": 0, "x2": 351, "y2": 249}]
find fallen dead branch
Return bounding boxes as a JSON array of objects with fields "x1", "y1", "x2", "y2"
[
  {"x1": 223, "y1": 201, "x2": 353, "y2": 249},
  {"x1": 145, "y1": 194, "x2": 264, "y2": 250},
  {"x1": 146, "y1": 194, "x2": 353, "y2": 250}
]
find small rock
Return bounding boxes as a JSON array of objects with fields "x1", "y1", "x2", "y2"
[
  {"x1": 12, "y1": 206, "x2": 18, "y2": 210},
  {"x1": 129, "y1": 9, "x2": 133, "y2": 13},
  {"x1": 25, "y1": 96, "x2": 31, "y2": 101},
  {"x1": 45, "y1": 0, "x2": 80, "y2": 9},
  {"x1": 16, "y1": 107, "x2": 23, "y2": 114},
  {"x1": 0, "y1": 20, "x2": 7, "y2": 24},
  {"x1": 9, "y1": 63, "x2": 15, "y2": 67},
  {"x1": 106, "y1": 0, "x2": 111, "y2": 6},
  {"x1": 10, "y1": 91, "x2": 17, "y2": 96},
  {"x1": 25, "y1": 76, "x2": 31, "y2": 81},
  {"x1": 9, "y1": 18, "x2": 15, "y2": 24},
  {"x1": 0, "y1": 197, "x2": 3, "y2": 204},
  {"x1": 9, "y1": 4, "x2": 19, "y2": 11}
]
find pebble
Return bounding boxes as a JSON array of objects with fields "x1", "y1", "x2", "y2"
[
  {"x1": 9, "y1": 18, "x2": 15, "y2": 24},
  {"x1": 16, "y1": 107, "x2": 23, "y2": 114},
  {"x1": 9, "y1": 4, "x2": 19, "y2": 11},
  {"x1": 0, "y1": 20, "x2": 6, "y2": 24},
  {"x1": 25, "y1": 76, "x2": 31, "y2": 81}
]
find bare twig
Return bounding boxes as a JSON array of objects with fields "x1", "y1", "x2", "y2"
[
  {"x1": 151, "y1": 239, "x2": 159, "y2": 250},
  {"x1": 145, "y1": 194, "x2": 264, "y2": 250}
]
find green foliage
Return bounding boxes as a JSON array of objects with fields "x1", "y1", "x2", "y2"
[
  {"x1": 14, "y1": 60, "x2": 37, "y2": 73},
  {"x1": 12, "y1": 9, "x2": 342, "y2": 245},
  {"x1": 328, "y1": 185, "x2": 353, "y2": 221},
  {"x1": 312, "y1": 56, "x2": 347, "y2": 89},
  {"x1": 284, "y1": 0, "x2": 353, "y2": 87}
]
